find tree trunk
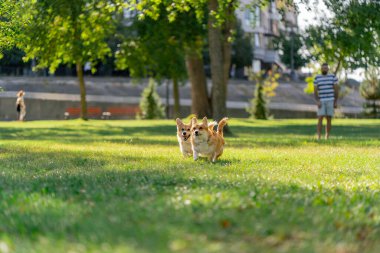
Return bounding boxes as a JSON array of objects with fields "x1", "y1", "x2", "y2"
[
  {"x1": 185, "y1": 52, "x2": 211, "y2": 118},
  {"x1": 208, "y1": 0, "x2": 227, "y2": 121},
  {"x1": 76, "y1": 62, "x2": 88, "y2": 120},
  {"x1": 172, "y1": 77, "x2": 180, "y2": 118},
  {"x1": 165, "y1": 80, "x2": 170, "y2": 118},
  {"x1": 222, "y1": 5, "x2": 235, "y2": 86},
  {"x1": 223, "y1": 39, "x2": 232, "y2": 86},
  {"x1": 334, "y1": 58, "x2": 342, "y2": 75}
]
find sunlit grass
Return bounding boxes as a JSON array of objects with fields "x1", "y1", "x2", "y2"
[{"x1": 0, "y1": 119, "x2": 379, "y2": 253}]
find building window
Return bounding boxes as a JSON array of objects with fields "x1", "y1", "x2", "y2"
[
  {"x1": 244, "y1": 10, "x2": 250, "y2": 26},
  {"x1": 244, "y1": 8, "x2": 258, "y2": 27},
  {"x1": 254, "y1": 34, "x2": 260, "y2": 47},
  {"x1": 255, "y1": 6, "x2": 261, "y2": 27},
  {"x1": 271, "y1": 1, "x2": 276, "y2": 14}
]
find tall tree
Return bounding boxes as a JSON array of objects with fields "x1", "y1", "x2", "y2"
[
  {"x1": 126, "y1": 0, "x2": 238, "y2": 119},
  {"x1": 186, "y1": 45, "x2": 211, "y2": 118},
  {"x1": 207, "y1": 0, "x2": 237, "y2": 121},
  {"x1": 125, "y1": 0, "x2": 211, "y2": 118},
  {"x1": 126, "y1": 0, "x2": 279, "y2": 120},
  {"x1": 17, "y1": 0, "x2": 122, "y2": 119},
  {"x1": 116, "y1": 3, "x2": 193, "y2": 118}
]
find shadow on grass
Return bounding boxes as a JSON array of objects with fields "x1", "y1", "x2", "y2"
[
  {"x1": 0, "y1": 147, "x2": 380, "y2": 252},
  {"x1": 1, "y1": 121, "x2": 379, "y2": 148}
]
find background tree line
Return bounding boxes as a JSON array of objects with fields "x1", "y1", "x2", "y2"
[{"x1": 1, "y1": 0, "x2": 379, "y2": 120}]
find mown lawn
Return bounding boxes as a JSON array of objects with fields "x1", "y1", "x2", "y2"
[{"x1": 0, "y1": 119, "x2": 379, "y2": 253}]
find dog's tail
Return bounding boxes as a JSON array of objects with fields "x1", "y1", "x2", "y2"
[{"x1": 217, "y1": 117, "x2": 228, "y2": 137}]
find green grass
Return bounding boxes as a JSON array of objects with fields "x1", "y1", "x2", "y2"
[{"x1": 0, "y1": 119, "x2": 380, "y2": 253}]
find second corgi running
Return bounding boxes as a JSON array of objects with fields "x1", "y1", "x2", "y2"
[{"x1": 190, "y1": 117, "x2": 228, "y2": 162}]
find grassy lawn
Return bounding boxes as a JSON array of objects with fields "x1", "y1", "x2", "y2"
[{"x1": 0, "y1": 119, "x2": 380, "y2": 253}]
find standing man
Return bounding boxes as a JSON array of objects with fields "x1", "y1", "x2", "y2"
[{"x1": 313, "y1": 63, "x2": 339, "y2": 140}]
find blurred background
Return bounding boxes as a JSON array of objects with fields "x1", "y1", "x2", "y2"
[{"x1": 0, "y1": 0, "x2": 379, "y2": 120}]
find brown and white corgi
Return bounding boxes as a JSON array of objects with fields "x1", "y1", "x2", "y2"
[
  {"x1": 176, "y1": 118, "x2": 217, "y2": 157},
  {"x1": 190, "y1": 116, "x2": 228, "y2": 162},
  {"x1": 176, "y1": 118, "x2": 193, "y2": 157}
]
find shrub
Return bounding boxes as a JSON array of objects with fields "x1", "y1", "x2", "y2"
[
  {"x1": 139, "y1": 79, "x2": 164, "y2": 119},
  {"x1": 360, "y1": 67, "x2": 380, "y2": 118},
  {"x1": 247, "y1": 69, "x2": 280, "y2": 119}
]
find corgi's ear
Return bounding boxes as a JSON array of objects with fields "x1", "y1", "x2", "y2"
[
  {"x1": 191, "y1": 117, "x2": 197, "y2": 125},
  {"x1": 202, "y1": 116, "x2": 208, "y2": 126},
  {"x1": 176, "y1": 118, "x2": 182, "y2": 126}
]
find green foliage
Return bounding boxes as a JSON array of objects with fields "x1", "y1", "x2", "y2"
[
  {"x1": 360, "y1": 67, "x2": 380, "y2": 118},
  {"x1": 304, "y1": 0, "x2": 380, "y2": 71},
  {"x1": 0, "y1": 0, "x2": 25, "y2": 58},
  {"x1": 231, "y1": 19, "x2": 253, "y2": 69},
  {"x1": 360, "y1": 67, "x2": 380, "y2": 100},
  {"x1": 0, "y1": 47, "x2": 26, "y2": 66},
  {"x1": 126, "y1": 0, "x2": 240, "y2": 26},
  {"x1": 304, "y1": 75, "x2": 315, "y2": 94},
  {"x1": 18, "y1": 0, "x2": 123, "y2": 73},
  {"x1": 247, "y1": 70, "x2": 280, "y2": 119},
  {"x1": 1, "y1": 119, "x2": 380, "y2": 252},
  {"x1": 273, "y1": 31, "x2": 307, "y2": 70},
  {"x1": 303, "y1": 64, "x2": 319, "y2": 94},
  {"x1": 250, "y1": 79, "x2": 267, "y2": 119},
  {"x1": 139, "y1": 79, "x2": 165, "y2": 119},
  {"x1": 115, "y1": 2, "x2": 195, "y2": 82}
]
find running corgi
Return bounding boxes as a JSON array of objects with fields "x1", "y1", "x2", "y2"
[{"x1": 190, "y1": 117, "x2": 228, "y2": 162}]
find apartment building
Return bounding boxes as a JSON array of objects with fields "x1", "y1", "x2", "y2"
[{"x1": 236, "y1": 0, "x2": 298, "y2": 72}]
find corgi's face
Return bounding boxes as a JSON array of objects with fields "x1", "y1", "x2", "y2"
[
  {"x1": 176, "y1": 118, "x2": 192, "y2": 141},
  {"x1": 191, "y1": 117, "x2": 208, "y2": 138}
]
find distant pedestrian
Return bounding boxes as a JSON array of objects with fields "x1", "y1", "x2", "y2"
[
  {"x1": 313, "y1": 63, "x2": 339, "y2": 140},
  {"x1": 16, "y1": 90, "x2": 26, "y2": 121}
]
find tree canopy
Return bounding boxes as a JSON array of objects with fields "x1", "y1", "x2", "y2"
[
  {"x1": 0, "y1": 0, "x2": 25, "y2": 58},
  {"x1": 274, "y1": 31, "x2": 307, "y2": 70},
  {"x1": 18, "y1": 0, "x2": 122, "y2": 73},
  {"x1": 13, "y1": 0, "x2": 123, "y2": 119},
  {"x1": 304, "y1": 0, "x2": 380, "y2": 73}
]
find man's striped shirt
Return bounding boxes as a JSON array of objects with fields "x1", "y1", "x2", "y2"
[{"x1": 314, "y1": 74, "x2": 338, "y2": 101}]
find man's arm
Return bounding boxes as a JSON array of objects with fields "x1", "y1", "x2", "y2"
[
  {"x1": 333, "y1": 84, "x2": 339, "y2": 108},
  {"x1": 333, "y1": 76, "x2": 339, "y2": 108},
  {"x1": 313, "y1": 77, "x2": 321, "y2": 108},
  {"x1": 314, "y1": 86, "x2": 320, "y2": 108}
]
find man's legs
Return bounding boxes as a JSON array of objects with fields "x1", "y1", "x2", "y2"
[
  {"x1": 325, "y1": 100, "x2": 334, "y2": 139},
  {"x1": 317, "y1": 116, "x2": 324, "y2": 140},
  {"x1": 326, "y1": 116, "x2": 332, "y2": 139}
]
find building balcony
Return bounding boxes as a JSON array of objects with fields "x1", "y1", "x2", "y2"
[
  {"x1": 254, "y1": 47, "x2": 285, "y2": 69},
  {"x1": 254, "y1": 47, "x2": 280, "y2": 63},
  {"x1": 284, "y1": 12, "x2": 297, "y2": 26}
]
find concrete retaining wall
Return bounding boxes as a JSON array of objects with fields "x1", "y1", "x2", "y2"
[
  {"x1": 0, "y1": 92, "x2": 362, "y2": 121},
  {"x1": 0, "y1": 96, "x2": 334, "y2": 121},
  {"x1": 0, "y1": 97, "x2": 139, "y2": 121}
]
